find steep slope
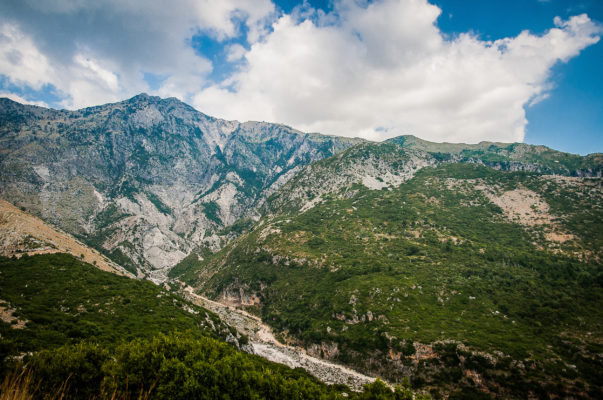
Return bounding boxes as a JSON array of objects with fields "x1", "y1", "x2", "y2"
[
  {"x1": 0, "y1": 253, "x2": 242, "y2": 357},
  {"x1": 0, "y1": 211, "x2": 397, "y2": 395},
  {"x1": 0, "y1": 95, "x2": 361, "y2": 281},
  {"x1": 175, "y1": 141, "x2": 603, "y2": 399},
  {"x1": 0, "y1": 199, "x2": 131, "y2": 276},
  {"x1": 0, "y1": 253, "x2": 425, "y2": 399},
  {"x1": 266, "y1": 139, "x2": 601, "y2": 216}
]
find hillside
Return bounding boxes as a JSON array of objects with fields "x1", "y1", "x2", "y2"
[
  {"x1": 174, "y1": 141, "x2": 603, "y2": 399},
  {"x1": 0, "y1": 95, "x2": 361, "y2": 281},
  {"x1": 265, "y1": 140, "x2": 601, "y2": 216},
  {"x1": 0, "y1": 199, "x2": 130, "y2": 276},
  {"x1": 0, "y1": 253, "x2": 424, "y2": 399},
  {"x1": 0, "y1": 179, "x2": 419, "y2": 397},
  {"x1": 0, "y1": 253, "x2": 242, "y2": 358}
]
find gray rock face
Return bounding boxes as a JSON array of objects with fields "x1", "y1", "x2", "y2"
[
  {"x1": 264, "y1": 142, "x2": 440, "y2": 217},
  {"x1": 0, "y1": 94, "x2": 361, "y2": 280},
  {"x1": 3, "y1": 94, "x2": 596, "y2": 281}
]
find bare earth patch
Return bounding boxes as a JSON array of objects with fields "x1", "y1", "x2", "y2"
[
  {"x1": 481, "y1": 188, "x2": 552, "y2": 226},
  {"x1": 0, "y1": 199, "x2": 132, "y2": 276},
  {"x1": 477, "y1": 187, "x2": 574, "y2": 243},
  {"x1": 0, "y1": 301, "x2": 27, "y2": 329}
]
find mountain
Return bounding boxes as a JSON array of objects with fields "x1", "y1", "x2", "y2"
[
  {"x1": 0, "y1": 94, "x2": 361, "y2": 281},
  {"x1": 2, "y1": 94, "x2": 601, "y2": 398},
  {"x1": 173, "y1": 140, "x2": 602, "y2": 399}
]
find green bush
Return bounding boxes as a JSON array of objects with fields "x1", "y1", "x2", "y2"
[{"x1": 28, "y1": 332, "x2": 419, "y2": 400}]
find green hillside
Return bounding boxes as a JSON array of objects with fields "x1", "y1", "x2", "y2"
[
  {"x1": 0, "y1": 253, "x2": 237, "y2": 358},
  {"x1": 175, "y1": 152, "x2": 602, "y2": 399},
  {"x1": 0, "y1": 253, "x2": 428, "y2": 399}
]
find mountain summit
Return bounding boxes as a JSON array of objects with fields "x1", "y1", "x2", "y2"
[{"x1": 0, "y1": 94, "x2": 361, "y2": 281}]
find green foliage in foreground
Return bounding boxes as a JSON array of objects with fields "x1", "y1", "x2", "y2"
[
  {"x1": 28, "y1": 332, "x2": 427, "y2": 400},
  {"x1": 0, "y1": 254, "x2": 227, "y2": 360},
  {"x1": 0, "y1": 254, "x2": 430, "y2": 400}
]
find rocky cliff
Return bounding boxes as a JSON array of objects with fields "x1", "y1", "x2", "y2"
[{"x1": 0, "y1": 94, "x2": 361, "y2": 281}]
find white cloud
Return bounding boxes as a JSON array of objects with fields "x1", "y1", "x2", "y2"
[
  {"x1": 0, "y1": 23, "x2": 55, "y2": 90},
  {"x1": 0, "y1": 0, "x2": 600, "y2": 144},
  {"x1": 0, "y1": 0, "x2": 276, "y2": 108},
  {"x1": 193, "y1": 0, "x2": 601, "y2": 143},
  {"x1": 226, "y1": 44, "x2": 247, "y2": 62}
]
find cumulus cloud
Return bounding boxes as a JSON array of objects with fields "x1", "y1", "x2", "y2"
[
  {"x1": 0, "y1": 23, "x2": 55, "y2": 90},
  {"x1": 0, "y1": 0, "x2": 600, "y2": 144},
  {"x1": 226, "y1": 44, "x2": 248, "y2": 62},
  {"x1": 0, "y1": 0, "x2": 275, "y2": 108},
  {"x1": 193, "y1": 0, "x2": 601, "y2": 143}
]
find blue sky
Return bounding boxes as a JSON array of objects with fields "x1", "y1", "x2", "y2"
[
  {"x1": 273, "y1": 0, "x2": 603, "y2": 154},
  {"x1": 0, "y1": 0, "x2": 601, "y2": 154},
  {"x1": 432, "y1": 0, "x2": 603, "y2": 155}
]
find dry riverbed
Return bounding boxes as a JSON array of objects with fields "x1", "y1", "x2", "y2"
[{"x1": 180, "y1": 285, "x2": 379, "y2": 391}]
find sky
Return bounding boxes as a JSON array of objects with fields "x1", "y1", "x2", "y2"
[{"x1": 0, "y1": 0, "x2": 601, "y2": 155}]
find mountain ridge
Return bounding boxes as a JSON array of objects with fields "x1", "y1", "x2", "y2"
[
  {"x1": 0, "y1": 94, "x2": 362, "y2": 280},
  {"x1": 1, "y1": 94, "x2": 600, "y2": 282},
  {"x1": 5, "y1": 94, "x2": 601, "y2": 157}
]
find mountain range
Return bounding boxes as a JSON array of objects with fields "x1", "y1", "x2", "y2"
[
  {"x1": 0, "y1": 94, "x2": 601, "y2": 399},
  {"x1": 0, "y1": 94, "x2": 360, "y2": 281}
]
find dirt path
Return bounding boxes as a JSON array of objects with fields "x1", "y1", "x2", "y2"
[{"x1": 180, "y1": 285, "x2": 379, "y2": 391}]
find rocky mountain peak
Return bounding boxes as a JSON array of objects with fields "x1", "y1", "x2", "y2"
[
  {"x1": 2, "y1": 94, "x2": 598, "y2": 281},
  {"x1": 0, "y1": 95, "x2": 361, "y2": 280}
]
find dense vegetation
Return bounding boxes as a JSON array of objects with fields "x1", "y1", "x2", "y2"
[
  {"x1": 176, "y1": 161, "x2": 602, "y2": 399},
  {"x1": 0, "y1": 254, "x2": 430, "y2": 399},
  {"x1": 0, "y1": 253, "x2": 238, "y2": 361},
  {"x1": 23, "y1": 332, "x2": 427, "y2": 400}
]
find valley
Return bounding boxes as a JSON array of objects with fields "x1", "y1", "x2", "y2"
[
  {"x1": 0, "y1": 94, "x2": 601, "y2": 399},
  {"x1": 179, "y1": 283, "x2": 378, "y2": 391},
  {"x1": 0, "y1": 254, "x2": 390, "y2": 399}
]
